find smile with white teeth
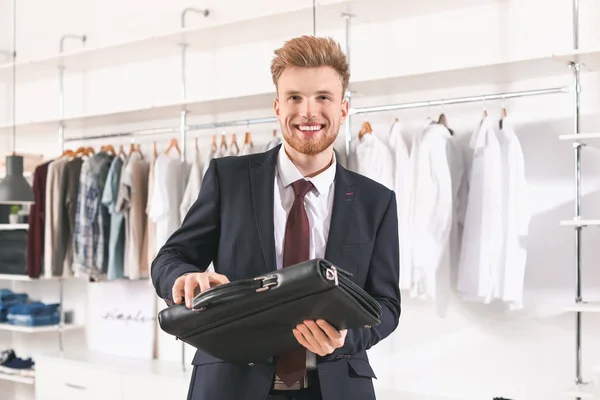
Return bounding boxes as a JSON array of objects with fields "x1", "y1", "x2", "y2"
[{"x1": 296, "y1": 125, "x2": 323, "y2": 131}]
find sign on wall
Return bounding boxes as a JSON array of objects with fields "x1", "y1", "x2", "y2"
[{"x1": 87, "y1": 280, "x2": 156, "y2": 360}]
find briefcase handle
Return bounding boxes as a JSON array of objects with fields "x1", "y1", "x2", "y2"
[{"x1": 192, "y1": 274, "x2": 277, "y2": 310}]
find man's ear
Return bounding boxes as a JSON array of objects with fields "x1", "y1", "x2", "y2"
[
  {"x1": 274, "y1": 97, "x2": 280, "y2": 119},
  {"x1": 340, "y1": 99, "x2": 349, "y2": 124}
]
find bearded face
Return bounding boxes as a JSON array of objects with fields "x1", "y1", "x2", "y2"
[{"x1": 274, "y1": 66, "x2": 348, "y2": 156}]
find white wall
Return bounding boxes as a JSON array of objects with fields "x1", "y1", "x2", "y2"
[{"x1": 1, "y1": 0, "x2": 600, "y2": 399}]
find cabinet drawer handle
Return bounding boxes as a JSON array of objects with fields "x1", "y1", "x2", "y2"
[{"x1": 65, "y1": 382, "x2": 87, "y2": 390}]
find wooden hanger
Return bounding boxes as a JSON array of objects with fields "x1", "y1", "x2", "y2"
[
  {"x1": 74, "y1": 146, "x2": 88, "y2": 157},
  {"x1": 61, "y1": 149, "x2": 75, "y2": 158},
  {"x1": 499, "y1": 105, "x2": 507, "y2": 129},
  {"x1": 438, "y1": 113, "x2": 449, "y2": 128},
  {"x1": 231, "y1": 133, "x2": 240, "y2": 154},
  {"x1": 102, "y1": 145, "x2": 116, "y2": 155},
  {"x1": 153, "y1": 141, "x2": 158, "y2": 158},
  {"x1": 195, "y1": 136, "x2": 199, "y2": 152},
  {"x1": 219, "y1": 134, "x2": 228, "y2": 150},
  {"x1": 358, "y1": 121, "x2": 373, "y2": 139},
  {"x1": 118, "y1": 144, "x2": 126, "y2": 157},
  {"x1": 164, "y1": 138, "x2": 182, "y2": 155},
  {"x1": 244, "y1": 132, "x2": 253, "y2": 146},
  {"x1": 272, "y1": 129, "x2": 278, "y2": 137},
  {"x1": 211, "y1": 134, "x2": 217, "y2": 151}
]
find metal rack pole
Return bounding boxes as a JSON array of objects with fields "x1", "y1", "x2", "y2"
[
  {"x1": 58, "y1": 34, "x2": 87, "y2": 152},
  {"x1": 342, "y1": 13, "x2": 354, "y2": 160},
  {"x1": 61, "y1": 86, "x2": 570, "y2": 144},
  {"x1": 178, "y1": 7, "x2": 209, "y2": 372},
  {"x1": 179, "y1": 7, "x2": 210, "y2": 166},
  {"x1": 58, "y1": 277, "x2": 64, "y2": 355},
  {"x1": 351, "y1": 86, "x2": 570, "y2": 116},
  {"x1": 571, "y1": 0, "x2": 584, "y2": 390}
]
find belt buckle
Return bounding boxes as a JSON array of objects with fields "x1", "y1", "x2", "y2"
[{"x1": 274, "y1": 373, "x2": 308, "y2": 390}]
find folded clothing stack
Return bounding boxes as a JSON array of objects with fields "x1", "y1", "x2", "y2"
[
  {"x1": 0, "y1": 349, "x2": 35, "y2": 377},
  {"x1": 0, "y1": 289, "x2": 60, "y2": 326}
]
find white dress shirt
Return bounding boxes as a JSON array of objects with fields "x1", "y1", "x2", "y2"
[
  {"x1": 180, "y1": 149, "x2": 203, "y2": 223},
  {"x1": 347, "y1": 131, "x2": 394, "y2": 190},
  {"x1": 403, "y1": 121, "x2": 454, "y2": 311},
  {"x1": 496, "y1": 116, "x2": 531, "y2": 310},
  {"x1": 273, "y1": 145, "x2": 336, "y2": 369},
  {"x1": 457, "y1": 116, "x2": 504, "y2": 305}
]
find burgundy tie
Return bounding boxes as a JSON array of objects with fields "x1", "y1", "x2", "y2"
[{"x1": 275, "y1": 179, "x2": 314, "y2": 387}]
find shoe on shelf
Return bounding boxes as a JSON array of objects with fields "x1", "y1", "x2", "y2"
[
  {"x1": 0, "y1": 357, "x2": 35, "y2": 377},
  {"x1": 0, "y1": 349, "x2": 15, "y2": 365}
]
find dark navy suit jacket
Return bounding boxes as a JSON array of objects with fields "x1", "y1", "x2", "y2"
[{"x1": 151, "y1": 144, "x2": 401, "y2": 400}]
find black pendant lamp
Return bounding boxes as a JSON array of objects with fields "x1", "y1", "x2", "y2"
[{"x1": 0, "y1": 0, "x2": 33, "y2": 204}]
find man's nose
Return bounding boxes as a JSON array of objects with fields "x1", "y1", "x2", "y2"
[{"x1": 299, "y1": 99, "x2": 316, "y2": 119}]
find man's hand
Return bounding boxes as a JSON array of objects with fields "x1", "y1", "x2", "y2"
[
  {"x1": 172, "y1": 272, "x2": 230, "y2": 308},
  {"x1": 293, "y1": 319, "x2": 347, "y2": 356}
]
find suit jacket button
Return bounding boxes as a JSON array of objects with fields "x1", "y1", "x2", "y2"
[
  {"x1": 265, "y1": 357, "x2": 273, "y2": 363},
  {"x1": 248, "y1": 363, "x2": 255, "y2": 366}
]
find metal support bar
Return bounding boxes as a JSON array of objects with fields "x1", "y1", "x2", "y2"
[
  {"x1": 312, "y1": 0, "x2": 317, "y2": 36},
  {"x1": 57, "y1": 34, "x2": 87, "y2": 152},
  {"x1": 571, "y1": 0, "x2": 584, "y2": 391},
  {"x1": 10, "y1": 0, "x2": 17, "y2": 155},
  {"x1": 179, "y1": 7, "x2": 210, "y2": 169},
  {"x1": 58, "y1": 277, "x2": 64, "y2": 355},
  {"x1": 181, "y1": 7, "x2": 210, "y2": 28},
  {"x1": 61, "y1": 86, "x2": 569, "y2": 144},
  {"x1": 351, "y1": 86, "x2": 570, "y2": 116},
  {"x1": 342, "y1": 13, "x2": 354, "y2": 160}
]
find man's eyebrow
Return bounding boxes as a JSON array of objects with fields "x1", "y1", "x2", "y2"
[{"x1": 283, "y1": 90, "x2": 335, "y2": 96}]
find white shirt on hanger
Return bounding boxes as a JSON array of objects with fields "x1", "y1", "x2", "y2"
[
  {"x1": 496, "y1": 116, "x2": 531, "y2": 310},
  {"x1": 347, "y1": 131, "x2": 394, "y2": 190},
  {"x1": 148, "y1": 153, "x2": 185, "y2": 253},
  {"x1": 457, "y1": 116, "x2": 504, "y2": 305},
  {"x1": 403, "y1": 121, "x2": 454, "y2": 311},
  {"x1": 180, "y1": 149, "x2": 203, "y2": 223},
  {"x1": 386, "y1": 120, "x2": 411, "y2": 282}
]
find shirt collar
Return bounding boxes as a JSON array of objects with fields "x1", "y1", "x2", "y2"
[{"x1": 276, "y1": 146, "x2": 336, "y2": 197}]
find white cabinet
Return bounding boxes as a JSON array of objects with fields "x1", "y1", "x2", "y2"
[{"x1": 35, "y1": 353, "x2": 191, "y2": 400}]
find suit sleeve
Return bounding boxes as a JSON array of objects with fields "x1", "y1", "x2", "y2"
[
  {"x1": 324, "y1": 190, "x2": 401, "y2": 359},
  {"x1": 151, "y1": 158, "x2": 221, "y2": 305}
]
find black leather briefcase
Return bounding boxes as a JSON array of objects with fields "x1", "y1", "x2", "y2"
[{"x1": 157, "y1": 258, "x2": 382, "y2": 365}]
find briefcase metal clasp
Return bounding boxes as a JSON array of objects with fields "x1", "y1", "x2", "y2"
[
  {"x1": 255, "y1": 274, "x2": 278, "y2": 292},
  {"x1": 326, "y1": 266, "x2": 338, "y2": 285}
]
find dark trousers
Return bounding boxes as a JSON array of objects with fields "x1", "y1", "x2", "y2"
[{"x1": 267, "y1": 370, "x2": 322, "y2": 400}]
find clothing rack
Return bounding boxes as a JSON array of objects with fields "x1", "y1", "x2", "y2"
[{"x1": 54, "y1": 2, "x2": 589, "y2": 391}]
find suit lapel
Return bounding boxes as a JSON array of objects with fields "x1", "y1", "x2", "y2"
[
  {"x1": 325, "y1": 164, "x2": 356, "y2": 261},
  {"x1": 249, "y1": 146, "x2": 279, "y2": 274}
]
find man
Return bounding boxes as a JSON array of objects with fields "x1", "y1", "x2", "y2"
[{"x1": 151, "y1": 35, "x2": 401, "y2": 400}]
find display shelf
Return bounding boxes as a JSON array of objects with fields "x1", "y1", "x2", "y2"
[
  {"x1": 559, "y1": 133, "x2": 600, "y2": 149},
  {"x1": 563, "y1": 302, "x2": 600, "y2": 313},
  {"x1": 0, "y1": 49, "x2": 593, "y2": 137},
  {"x1": 0, "y1": 92, "x2": 276, "y2": 136},
  {"x1": 560, "y1": 219, "x2": 600, "y2": 227},
  {"x1": 0, "y1": 323, "x2": 84, "y2": 333},
  {"x1": 565, "y1": 381, "x2": 599, "y2": 398},
  {"x1": 37, "y1": 350, "x2": 192, "y2": 380},
  {"x1": 0, "y1": 224, "x2": 28, "y2": 231},
  {"x1": 0, "y1": 0, "x2": 502, "y2": 83},
  {"x1": 0, "y1": 274, "x2": 62, "y2": 281},
  {"x1": 0, "y1": 372, "x2": 35, "y2": 385}
]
